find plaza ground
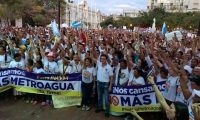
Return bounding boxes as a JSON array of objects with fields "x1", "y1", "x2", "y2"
[{"x1": 0, "y1": 97, "x2": 162, "y2": 120}]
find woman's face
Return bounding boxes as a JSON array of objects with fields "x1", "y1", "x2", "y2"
[
  {"x1": 35, "y1": 48, "x2": 39, "y2": 54},
  {"x1": 160, "y1": 71, "x2": 167, "y2": 79},
  {"x1": 166, "y1": 103, "x2": 176, "y2": 119},
  {"x1": 136, "y1": 60, "x2": 141, "y2": 67},
  {"x1": 35, "y1": 62, "x2": 41, "y2": 68},
  {"x1": 168, "y1": 67, "x2": 174, "y2": 76},
  {"x1": 47, "y1": 56, "x2": 54, "y2": 62},
  {"x1": 85, "y1": 59, "x2": 90, "y2": 66},
  {"x1": 134, "y1": 69, "x2": 140, "y2": 78},
  {"x1": 191, "y1": 59, "x2": 198, "y2": 68},
  {"x1": 36, "y1": 55, "x2": 41, "y2": 61},
  {"x1": 85, "y1": 52, "x2": 90, "y2": 57}
]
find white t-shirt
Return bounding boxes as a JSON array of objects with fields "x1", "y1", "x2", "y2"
[
  {"x1": 97, "y1": 61, "x2": 113, "y2": 82},
  {"x1": 156, "y1": 73, "x2": 167, "y2": 82},
  {"x1": 115, "y1": 67, "x2": 130, "y2": 85},
  {"x1": 163, "y1": 76, "x2": 179, "y2": 102},
  {"x1": 70, "y1": 60, "x2": 82, "y2": 73},
  {"x1": 128, "y1": 75, "x2": 145, "y2": 86},
  {"x1": 42, "y1": 57, "x2": 59, "y2": 74},
  {"x1": 175, "y1": 79, "x2": 188, "y2": 104},
  {"x1": 82, "y1": 67, "x2": 96, "y2": 83},
  {"x1": 187, "y1": 90, "x2": 195, "y2": 120},
  {"x1": 59, "y1": 64, "x2": 73, "y2": 74},
  {"x1": 9, "y1": 59, "x2": 25, "y2": 69},
  {"x1": 33, "y1": 67, "x2": 45, "y2": 74},
  {"x1": 0, "y1": 54, "x2": 12, "y2": 68}
]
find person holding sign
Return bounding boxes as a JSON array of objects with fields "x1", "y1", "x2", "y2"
[
  {"x1": 9, "y1": 53, "x2": 25, "y2": 100},
  {"x1": 148, "y1": 76, "x2": 189, "y2": 120},
  {"x1": 91, "y1": 51, "x2": 113, "y2": 118}
]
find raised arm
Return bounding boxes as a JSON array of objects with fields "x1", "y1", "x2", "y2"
[
  {"x1": 89, "y1": 47, "x2": 97, "y2": 64},
  {"x1": 148, "y1": 76, "x2": 170, "y2": 111}
]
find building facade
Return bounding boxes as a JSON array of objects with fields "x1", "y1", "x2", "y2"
[
  {"x1": 147, "y1": 0, "x2": 200, "y2": 12},
  {"x1": 64, "y1": 0, "x2": 106, "y2": 28},
  {"x1": 123, "y1": 10, "x2": 147, "y2": 17}
]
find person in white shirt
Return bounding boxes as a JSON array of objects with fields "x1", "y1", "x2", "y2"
[
  {"x1": 81, "y1": 57, "x2": 96, "y2": 111},
  {"x1": 40, "y1": 45, "x2": 59, "y2": 107},
  {"x1": 111, "y1": 55, "x2": 131, "y2": 117},
  {"x1": 32, "y1": 60, "x2": 46, "y2": 106},
  {"x1": 9, "y1": 53, "x2": 25, "y2": 69},
  {"x1": 91, "y1": 53, "x2": 113, "y2": 119},
  {"x1": 70, "y1": 54, "x2": 82, "y2": 73},
  {"x1": 59, "y1": 56, "x2": 73, "y2": 75},
  {"x1": 0, "y1": 46, "x2": 12, "y2": 101},
  {"x1": 180, "y1": 75, "x2": 200, "y2": 120},
  {"x1": 148, "y1": 76, "x2": 189, "y2": 120},
  {"x1": 0, "y1": 46, "x2": 12, "y2": 69},
  {"x1": 128, "y1": 67, "x2": 145, "y2": 87},
  {"x1": 9, "y1": 53, "x2": 25, "y2": 100}
]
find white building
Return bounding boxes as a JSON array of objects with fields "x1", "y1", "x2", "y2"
[
  {"x1": 123, "y1": 10, "x2": 147, "y2": 17},
  {"x1": 147, "y1": 0, "x2": 200, "y2": 12},
  {"x1": 64, "y1": 0, "x2": 105, "y2": 28},
  {"x1": 0, "y1": 19, "x2": 22, "y2": 27}
]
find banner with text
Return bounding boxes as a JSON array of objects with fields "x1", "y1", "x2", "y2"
[
  {"x1": 52, "y1": 96, "x2": 82, "y2": 108},
  {"x1": 0, "y1": 68, "x2": 82, "y2": 96},
  {"x1": 107, "y1": 81, "x2": 166, "y2": 112}
]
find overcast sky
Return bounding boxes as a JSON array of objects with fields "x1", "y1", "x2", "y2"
[{"x1": 74, "y1": 0, "x2": 147, "y2": 15}]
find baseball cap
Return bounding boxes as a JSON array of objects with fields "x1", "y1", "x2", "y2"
[
  {"x1": 19, "y1": 45, "x2": 26, "y2": 50},
  {"x1": 45, "y1": 49, "x2": 51, "y2": 53},
  {"x1": 184, "y1": 65, "x2": 192, "y2": 74},
  {"x1": 46, "y1": 52, "x2": 55, "y2": 57},
  {"x1": 190, "y1": 76, "x2": 200, "y2": 86},
  {"x1": 194, "y1": 89, "x2": 200, "y2": 97}
]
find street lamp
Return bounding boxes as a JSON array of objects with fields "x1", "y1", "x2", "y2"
[
  {"x1": 67, "y1": 0, "x2": 74, "y2": 27},
  {"x1": 58, "y1": 0, "x2": 61, "y2": 30},
  {"x1": 68, "y1": 7, "x2": 70, "y2": 27}
]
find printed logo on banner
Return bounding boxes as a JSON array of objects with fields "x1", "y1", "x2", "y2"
[{"x1": 111, "y1": 96, "x2": 119, "y2": 106}]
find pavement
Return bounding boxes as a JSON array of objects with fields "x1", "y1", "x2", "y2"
[
  {"x1": 0, "y1": 96, "x2": 164, "y2": 120},
  {"x1": 0, "y1": 97, "x2": 125, "y2": 120}
]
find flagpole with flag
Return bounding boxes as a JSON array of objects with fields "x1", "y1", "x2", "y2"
[{"x1": 162, "y1": 22, "x2": 167, "y2": 35}]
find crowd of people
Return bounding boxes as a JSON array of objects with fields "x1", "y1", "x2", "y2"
[{"x1": 0, "y1": 25, "x2": 200, "y2": 120}]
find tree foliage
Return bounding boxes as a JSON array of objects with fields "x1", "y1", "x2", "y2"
[
  {"x1": 100, "y1": 8, "x2": 200, "y2": 30},
  {"x1": 0, "y1": 0, "x2": 66, "y2": 26}
]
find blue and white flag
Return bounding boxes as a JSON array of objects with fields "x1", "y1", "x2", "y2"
[
  {"x1": 73, "y1": 22, "x2": 82, "y2": 28},
  {"x1": 162, "y1": 22, "x2": 167, "y2": 35},
  {"x1": 51, "y1": 20, "x2": 61, "y2": 37}
]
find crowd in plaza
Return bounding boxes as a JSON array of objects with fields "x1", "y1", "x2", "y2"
[{"x1": 0, "y1": 25, "x2": 200, "y2": 120}]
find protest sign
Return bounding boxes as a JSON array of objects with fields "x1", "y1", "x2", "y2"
[
  {"x1": 165, "y1": 31, "x2": 182, "y2": 41},
  {"x1": 0, "y1": 68, "x2": 82, "y2": 96},
  {"x1": 104, "y1": 81, "x2": 166, "y2": 112},
  {"x1": 52, "y1": 96, "x2": 82, "y2": 108}
]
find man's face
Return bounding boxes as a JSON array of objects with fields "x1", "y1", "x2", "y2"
[
  {"x1": 100, "y1": 56, "x2": 107, "y2": 64},
  {"x1": 176, "y1": 53, "x2": 181, "y2": 58},
  {"x1": 193, "y1": 68, "x2": 200, "y2": 76}
]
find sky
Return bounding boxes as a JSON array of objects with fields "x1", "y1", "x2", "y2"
[{"x1": 74, "y1": 0, "x2": 147, "y2": 15}]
